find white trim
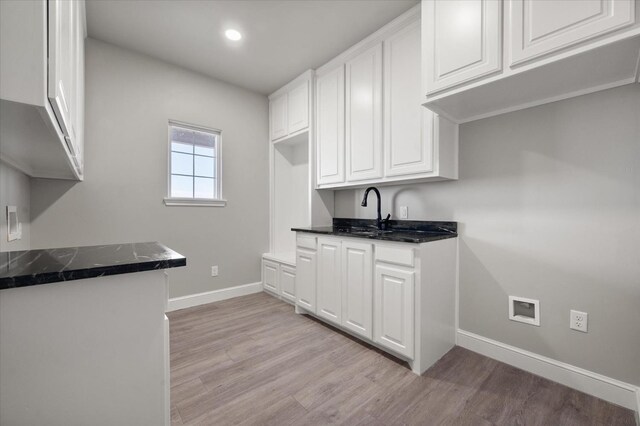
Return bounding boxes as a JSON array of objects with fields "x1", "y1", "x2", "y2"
[
  {"x1": 634, "y1": 387, "x2": 640, "y2": 426},
  {"x1": 163, "y1": 197, "x2": 226, "y2": 207},
  {"x1": 167, "y1": 119, "x2": 223, "y2": 202},
  {"x1": 316, "y1": 5, "x2": 419, "y2": 76},
  {"x1": 457, "y1": 329, "x2": 639, "y2": 410},
  {"x1": 167, "y1": 282, "x2": 262, "y2": 312}
]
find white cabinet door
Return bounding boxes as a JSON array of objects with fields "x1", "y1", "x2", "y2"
[
  {"x1": 384, "y1": 20, "x2": 433, "y2": 177},
  {"x1": 317, "y1": 238, "x2": 342, "y2": 325},
  {"x1": 279, "y1": 265, "x2": 296, "y2": 303},
  {"x1": 262, "y1": 260, "x2": 279, "y2": 294},
  {"x1": 374, "y1": 264, "x2": 414, "y2": 359},
  {"x1": 345, "y1": 43, "x2": 383, "y2": 182},
  {"x1": 424, "y1": 0, "x2": 502, "y2": 95},
  {"x1": 316, "y1": 65, "x2": 345, "y2": 185},
  {"x1": 270, "y1": 93, "x2": 288, "y2": 141},
  {"x1": 509, "y1": 0, "x2": 635, "y2": 66},
  {"x1": 341, "y1": 241, "x2": 373, "y2": 339},
  {"x1": 295, "y1": 247, "x2": 317, "y2": 312},
  {"x1": 287, "y1": 81, "x2": 309, "y2": 134},
  {"x1": 48, "y1": 0, "x2": 76, "y2": 143},
  {"x1": 72, "y1": 0, "x2": 84, "y2": 173}
]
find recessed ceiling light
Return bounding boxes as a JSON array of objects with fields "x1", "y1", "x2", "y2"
[{"x1": 225, "y1": 29, "x2": 242, "y2": 41}]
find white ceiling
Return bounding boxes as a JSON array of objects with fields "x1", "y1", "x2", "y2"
[{"x1": 86, "y1": 0, "x2": 418, "y2": 95}]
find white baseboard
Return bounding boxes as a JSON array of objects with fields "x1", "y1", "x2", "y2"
[
  {"x1": 635, "y1": 387, "x2": 640, "y2": 426},
  {"x1": 167, "y1": 282, "x2": 262, "y2": 312},
  {"x1": 457, "y1": 329, "x2": 639, "y2": 411}
]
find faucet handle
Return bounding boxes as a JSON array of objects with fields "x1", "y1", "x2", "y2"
[{"x1": 381, "y1": 214, "x2": 391, "y2": 230}]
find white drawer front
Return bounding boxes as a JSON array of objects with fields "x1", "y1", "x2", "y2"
[
  {"x1": 296, "y1": 234, "x2": 317, "y2": 250},
  {"x1": 375, "y1": 245, "x2": 414, "y2": 267}
]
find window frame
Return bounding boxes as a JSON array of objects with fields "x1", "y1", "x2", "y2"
[{"x1": 163, "y1": 120, "x2": 226, "y2": 207}]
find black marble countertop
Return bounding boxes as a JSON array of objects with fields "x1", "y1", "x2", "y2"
[
  {"x1": 0, "y1": 242, "x2": 186, "y2": 290},
  {"x1": 292, "y1": 218, "x2": 457, "y2": 244}
]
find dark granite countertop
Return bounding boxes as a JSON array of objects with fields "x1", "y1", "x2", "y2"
[
  {"x1": 292, "y1": 218, "x2": 457, "y2": 244},
  {"x1": 0, "y1": 242, "x2": 186, "y2": 290}
]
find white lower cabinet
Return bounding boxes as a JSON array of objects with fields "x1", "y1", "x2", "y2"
[
  {"x1": 341, "y1": 240, "x2": 373, "y2": 339},
  {"x1": 294, "y1": 232, "x2": 457, "y2": 375},
  {"x1": 317, "y1": 238, "x2": 342, "y2": 325},
  {"x1": 262, "y1": 257, "x2": 296, "y2": 302},
  {"x1": 373, "y1": 264, "x2": 414, "y2": 358},
  {"x1": 295, "y1": 246, "x2": 317, "y2": 311},
  {"x1": 279, "y1": 265, "x2": 296, "y2": 303},
  {"x1": 262, "y1": 260, "x2": 280, "y2": 294}
]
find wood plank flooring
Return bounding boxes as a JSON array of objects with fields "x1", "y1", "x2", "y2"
[{"x1": 167, "y1": 292, "x2": 635, "y2": 426}]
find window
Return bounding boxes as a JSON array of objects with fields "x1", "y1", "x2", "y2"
[{"x1": 164, "y1": 121, "x2": 225, "y2": 206}]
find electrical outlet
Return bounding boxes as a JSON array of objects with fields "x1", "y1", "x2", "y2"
[
  {"x1": 570, "y1": 310, "x2": 588, "y2": 332},
  {"x1": 211, "y1": 266, "x2": 219, "y2": 277},
  {"x1": 399, "y1": 206, "x2": 408, "y2": 219}
]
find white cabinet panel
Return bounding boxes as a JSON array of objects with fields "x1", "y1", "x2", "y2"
[
  {"x1": 424, "y1": 0, "x2": 502, "y2": 94},
  {"x1": 345, "y1": 43, "x2": 383, "y2": 182},
  {"x1": 280, "y1": 265, "x2": 296, "y2": 303},
  {"x1": 262, "y1": 260, "x2": 279, "y2": 294},
  {"x1": 287, "y1": 81, "x2": 309, "y2": 134},
  {"x1": 317, "y1": 238, "x2": 342, "y2": 325},
  {"x1": 510, "y1": 0, "x2": 635, "y2": 66},
  {"x1": 341, "y1": 241, "x2": 373, "y2": 339},
  {"x1": 295, "y1": 247, "x2": 317, "y2": 312},
  {"x1": 270, "y1": 93, "x2": 288, "y2": 141},
  {"x1": 316, "y1": 65, "x2": 345, "y2": 185},
  {"x1": 374, "y1": 264, "x2": 414, "y2": 359},
  {"x1": 48, "y1": 0, "x2": 75, "y2": 141},
  {"x1": 384, "y1": 20, "x2": 433, "y2": 177}
]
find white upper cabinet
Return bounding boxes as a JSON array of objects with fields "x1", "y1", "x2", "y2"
[
  {"x1": 270, "y1": 93, "x2": 288, "y2": 141},
  {"x1": 345, "y1": 43, "x2": 383, "y2": 182},
  {"x1": 509, "y1": 0, "x2": 635, "y2": 66},
  {"x1": 48, "y1": 0, "x2": 76, "y2": 142},
  {"x1": 287, "y1": 81, "x2": 309, "y2": 134},
  {"x1": 341, "y1": 240, "x2": 373, "y2": 340},
  {"x1": 315, "y1": 6, "x2": 458, "y2": 189},
  {"x1": 424, "y1": 0, "x2": 502, "y2": 94},
  {"x1": 384, "y1": 20, "x2": 433, "y2": 177},
  {"x1": 269, "y1": 71, "x2": 311, "y2": 142},
  {"x1": 422, "y1": 0, "x2": 640, "y2": 123},
  {"x1": 0, "y1": 0, "x2": 86, "y2": 180},
  {"x1": 316, "y1": 65, "x2": 346, "y2": 185}
]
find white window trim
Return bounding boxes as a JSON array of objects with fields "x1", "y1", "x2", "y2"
[
  {"x1": 163, "y1": 197, "x2": 227, "y2": 207},
  {"x1": 164, "y1": 119, "x2": 225, "y2": 207}
]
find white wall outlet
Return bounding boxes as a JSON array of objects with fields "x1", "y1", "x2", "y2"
[
  {"x1": 570, "y1": 310, "x2": 588, "y2": 332},
  {"x1": 399, "y1": 206, "x2": 408, "y2": 219},
  {"x1": 211, "y1": 266, "x2": 219, "y2": 277}
]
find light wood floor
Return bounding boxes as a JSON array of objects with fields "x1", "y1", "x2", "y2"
[{"x1": 167, "y1": 292, "x2": 635, "y2": 426}]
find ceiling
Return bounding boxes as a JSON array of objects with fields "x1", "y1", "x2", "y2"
[{"x1": 86, "y1": 0, "x2": 418, "y2": 95}]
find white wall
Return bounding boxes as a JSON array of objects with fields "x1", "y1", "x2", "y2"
[
  {"x1": 335, "y1": 84, "x2": 640, "y2": 386},
  {"x1": 30, "y1": 39, "x2": 269, "y2": 298},
  {"x1": 0, "y1": 162, "x2": 30, "y2": 252}
]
